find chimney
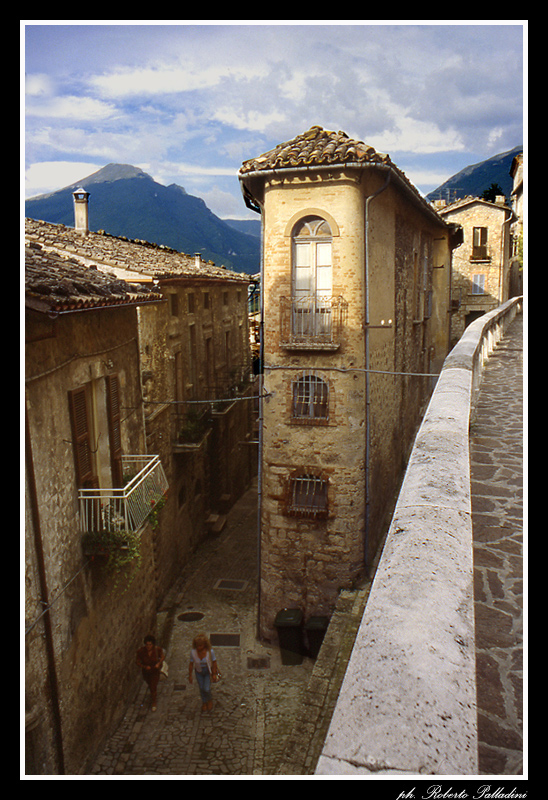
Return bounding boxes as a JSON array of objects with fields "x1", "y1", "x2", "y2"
[
  {"x1": 72, "y1": 187, "x2": 90, "y2": 235},
  {"x1": 194, "y1": 253, "x2": 201, "y2": 269}
]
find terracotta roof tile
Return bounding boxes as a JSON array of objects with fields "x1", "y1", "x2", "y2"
[
  {"x1": 239, "y1": 125, "x2": 391, "y2": 174},
  {"x1": 24, "y1": 218, "x2": 251, "y2": 285},
  {"x1": 25, "y1": 243, "x2": 163, "y2": 314},
  {"x1": 239, "y1": 125, "x2": 449, "y2": 227}
]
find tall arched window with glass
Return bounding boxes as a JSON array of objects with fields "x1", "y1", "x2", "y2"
[{"x1": 292, "y1": 216, "x2": 333, "y2": 340}]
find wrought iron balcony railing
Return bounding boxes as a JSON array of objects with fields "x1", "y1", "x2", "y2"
[
  {"x1": 79, "y1": 454, "x2": 169, "y2": 534},
  {"x1": 280, "y1": 295, "x2": 348, "y2": 350}
]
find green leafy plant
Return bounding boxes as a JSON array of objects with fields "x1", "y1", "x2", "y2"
[
  {"x1": 179, "y1": 407, "x2": 211, "y2": 443},
  {"x1": 148, "y1": 491, "x2": 168, "y2": 530},
  {"x1": 83, "y1": 528, "x2": 142, "y2": 591},
  {"x1": 82, "y1": 491, "x2": 167, "y2": 591}
]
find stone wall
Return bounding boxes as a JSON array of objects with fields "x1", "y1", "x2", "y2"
[
  {"x1": 258, "y1": 170, "x2": 454, "y2": 638},
  {"x1": 25, "y1": 305, "x2": 159, "y2": 774}
]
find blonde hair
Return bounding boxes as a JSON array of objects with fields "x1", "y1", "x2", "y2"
[{"x1": 192, "y1": 633, "x2": 211, "y2": 651}]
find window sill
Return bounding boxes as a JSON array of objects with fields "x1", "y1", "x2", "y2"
[{"x1": 281, "y1": 341, "x2": 340, "y2": 352}]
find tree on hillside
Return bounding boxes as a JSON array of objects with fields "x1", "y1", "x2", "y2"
[{"x1": 481, "y1": 183, "x2": 505, "y2": 202}]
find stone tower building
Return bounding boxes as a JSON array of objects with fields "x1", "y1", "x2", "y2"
[{"x1": 239, "y1": 126, "x2": 461, "y2": 638}]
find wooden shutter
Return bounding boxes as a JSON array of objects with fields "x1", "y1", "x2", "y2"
[
  {"x1": 105, "y1": 374, "x2": 123, "y2": 487},
  {"x1": 68, "y1": 387, "x2": 97, "y2": 488}
]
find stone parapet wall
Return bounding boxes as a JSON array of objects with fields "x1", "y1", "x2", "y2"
[{"x1": 315, "y1": 296, "x2": 522, "y2": 776}]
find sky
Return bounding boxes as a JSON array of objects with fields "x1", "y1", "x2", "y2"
[{"x1": 23, "y1": 21, "x2": 526, "y2": 220}]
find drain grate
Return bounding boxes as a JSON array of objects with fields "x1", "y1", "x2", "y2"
[
  {"x1": 210, "y1": 633, "x2": 240, "y2": 647},
  {"x1": 178, "y1": 611, "x2": 205, "y2": 622},
  {"x1": 214, "y1": 579, "x2": 248, "y2": 591},
  {"x1": 173, "y1": 684, "x2": 187, "y2": 691},
  {"x1": 247, "y1": 657, "x2": 270, "y2": 669}
]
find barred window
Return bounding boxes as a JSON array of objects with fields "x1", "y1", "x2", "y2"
[
  {"x1": 288, "y1": 473, "x2": 328, "y2": 518},
  {"x1": 292, "y1": 373, "x2": 329, "y2": 420}
]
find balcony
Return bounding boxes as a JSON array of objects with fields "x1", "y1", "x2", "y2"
[
  {"x1": 79, "y1": 454, "x2": 169, "y2": 535},
  {"x1": 280, "y1": 295, "x2": 348, "y2": 350}
]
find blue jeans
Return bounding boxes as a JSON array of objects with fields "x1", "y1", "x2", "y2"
[{"x1": 195, "y1": 669, "x2": 211, "y2": 703}]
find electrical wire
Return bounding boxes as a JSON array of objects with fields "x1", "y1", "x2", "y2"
[
  {"x1": 25, "y1": 559, "x2": 90, "y2": 636},
  {"x1": 263, "y1": 364, "x2": 440, "y2": 378}
]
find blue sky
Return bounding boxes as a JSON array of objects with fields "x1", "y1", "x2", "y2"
[{"x1": 23, "y1": 21, "x2": 525, "y2": 219}]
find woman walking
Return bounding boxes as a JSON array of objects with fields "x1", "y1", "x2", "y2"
[{"x1": 189, "y1": 633, "x2": 219, "y2": 711}]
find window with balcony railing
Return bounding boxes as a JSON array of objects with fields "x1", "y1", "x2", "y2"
[
  {"x1": 79, "y1": 454, "x2": 169, "y2": 535},
  {"x1": 282, "y1": 214, "x2": 346, "y2": 349},
  {"x1": 280, "y1": 295, "x2": 347, "y2": 349}
]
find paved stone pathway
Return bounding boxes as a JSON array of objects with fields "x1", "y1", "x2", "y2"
[
  {"x1": 90, "y1": 484, "x2": 316, "y2": 776},
  {"x1": 470, "y1": 313, "x2": 524, "y2": 775}
]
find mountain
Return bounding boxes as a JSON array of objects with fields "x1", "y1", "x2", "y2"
[
  {"x1": 25, "y1": 164, "x2": 260, "y2": 275},
  {"x1": 426, "y1": 145, "x2": 522, "y2": 204},
  {"x1": 223, "y1": 218, "x2": 261, "y2": 239}
]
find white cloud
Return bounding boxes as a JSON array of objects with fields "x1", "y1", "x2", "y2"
[
  {"x1": 25, "y1": 73, "x2": 54, "y2": 97},
  {"x1": 87, "y1": 61, "x2": 261, "y2": 99},
  {"x1": 213, "y1": 108, "x2": 286, "y2": 132},
  {"x1": 26, "y1": 94, "x2": 117, "y2": 121},
  {"x1": 25, "y1": 161, "x2": 103, "y2": 197}
]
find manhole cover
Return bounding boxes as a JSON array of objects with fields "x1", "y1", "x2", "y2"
[
  {"x1": 214, "y1": 579, "x2": 248, "y2": 591},
  {"x1": 178, "y1": 611, "x2": 205, "y2": 622},
  {"x1": 210, "y1": 633, "x2": 240, "y2": 647},
  {"x1": 247, "y1": 657, "x2": 270, "y2": 669}
]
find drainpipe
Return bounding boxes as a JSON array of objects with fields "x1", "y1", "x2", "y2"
[
  {"x1": 242, "y1": 183, "x2": 265, "y2": 639},
  {"x1": 364, "y1": 169, "x2": 391, "y2": 574},
  {"x1": 257, "y1": 208, "x2": 265, "y2": 640}
]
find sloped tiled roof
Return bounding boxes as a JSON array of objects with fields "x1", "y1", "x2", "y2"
[
  {"x1": 238, "y1": 126, "x2": 445, "y2": 226},
  {"x1": 25, "y1": 242, "x2": 163, "y2": 315},
  {"x1": 239, "y1": 125, "x2": 392, "y2": 174},
  {"x1": 25, "y1": 218, "x2": 251, "y2": 285}
]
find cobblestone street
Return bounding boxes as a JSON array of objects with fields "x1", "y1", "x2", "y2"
[{"x1": 471, "y1": 313, "x2": 524, "y2": 774}]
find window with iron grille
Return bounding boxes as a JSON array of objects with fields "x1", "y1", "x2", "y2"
[
  {"x1": 292, "y1": 373, "x2": 329, "y2": 421},
  {"x1": 287, "y1": 473, "x2": 328, "y2": 518}
]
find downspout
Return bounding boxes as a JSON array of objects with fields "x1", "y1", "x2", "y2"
[
  {"x1": 499, "y1": 206, "x2": 515, "y2": 303},
  {"x1": 257, "y1": 208, "x2": 265, "y2": 639},
  {"x1": 364, "y1": 169, "x2": 391, "y2": 574},
  {"x1": 241, "y1": 181, "x2": 265, "y2": 639}
]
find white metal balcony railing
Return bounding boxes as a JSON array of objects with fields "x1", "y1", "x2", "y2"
[
  {"x1": 79, "y1": 455, "x2": 169, "y2": 534},
  {"x1": 280, "y1": 295, "x2": 348, "y2": 348}
]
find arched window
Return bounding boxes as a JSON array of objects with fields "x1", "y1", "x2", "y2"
[
  {"x1": 292, "y1": 216, "x2": 333, "y2": 338},
  {"x1": 292, "y1": 373, "x2": 329, "y2": 421}
]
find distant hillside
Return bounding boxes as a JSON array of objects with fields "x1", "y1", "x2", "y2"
[
  {"x1": 25, "y1": 164, "x2": 260, "y2": 275},
  {"x1": 223, "y1": 218, "x2": 261, "y2": 239},
  {"x1": 427, "y1": 146, "x2": 522, "y2": 204}
]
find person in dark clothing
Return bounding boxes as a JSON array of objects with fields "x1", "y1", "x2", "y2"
[{"x1": 136, "y1": 635, "x2": 165, "y2": 711}]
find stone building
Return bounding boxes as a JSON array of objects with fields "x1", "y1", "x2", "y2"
[
  {"x1": 509, "y1": 151, "x2": 523, "y2": 298},
  {"x1": 239, "y1": 125, "x2": 462, "y2": 638},
  {"x1": 25, "y1": 214, "x2": 256, "y2": 596},
  {"x1": 25, "y1": 244, "x2": 166, "y2": 773},
  {"x1": 25, "y1": 201, "x2": 255, "y2": 772},
  {"x1": 436, "y1": 196, "x2": 516, "y2": 340}
]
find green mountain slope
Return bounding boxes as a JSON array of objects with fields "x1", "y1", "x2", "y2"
[
  {"x1": 25, "y1": 164, "x2": 260, "y2": 275},
  {"x1": 426, "y1": 146, "x2": 522, "y2": 204}
]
